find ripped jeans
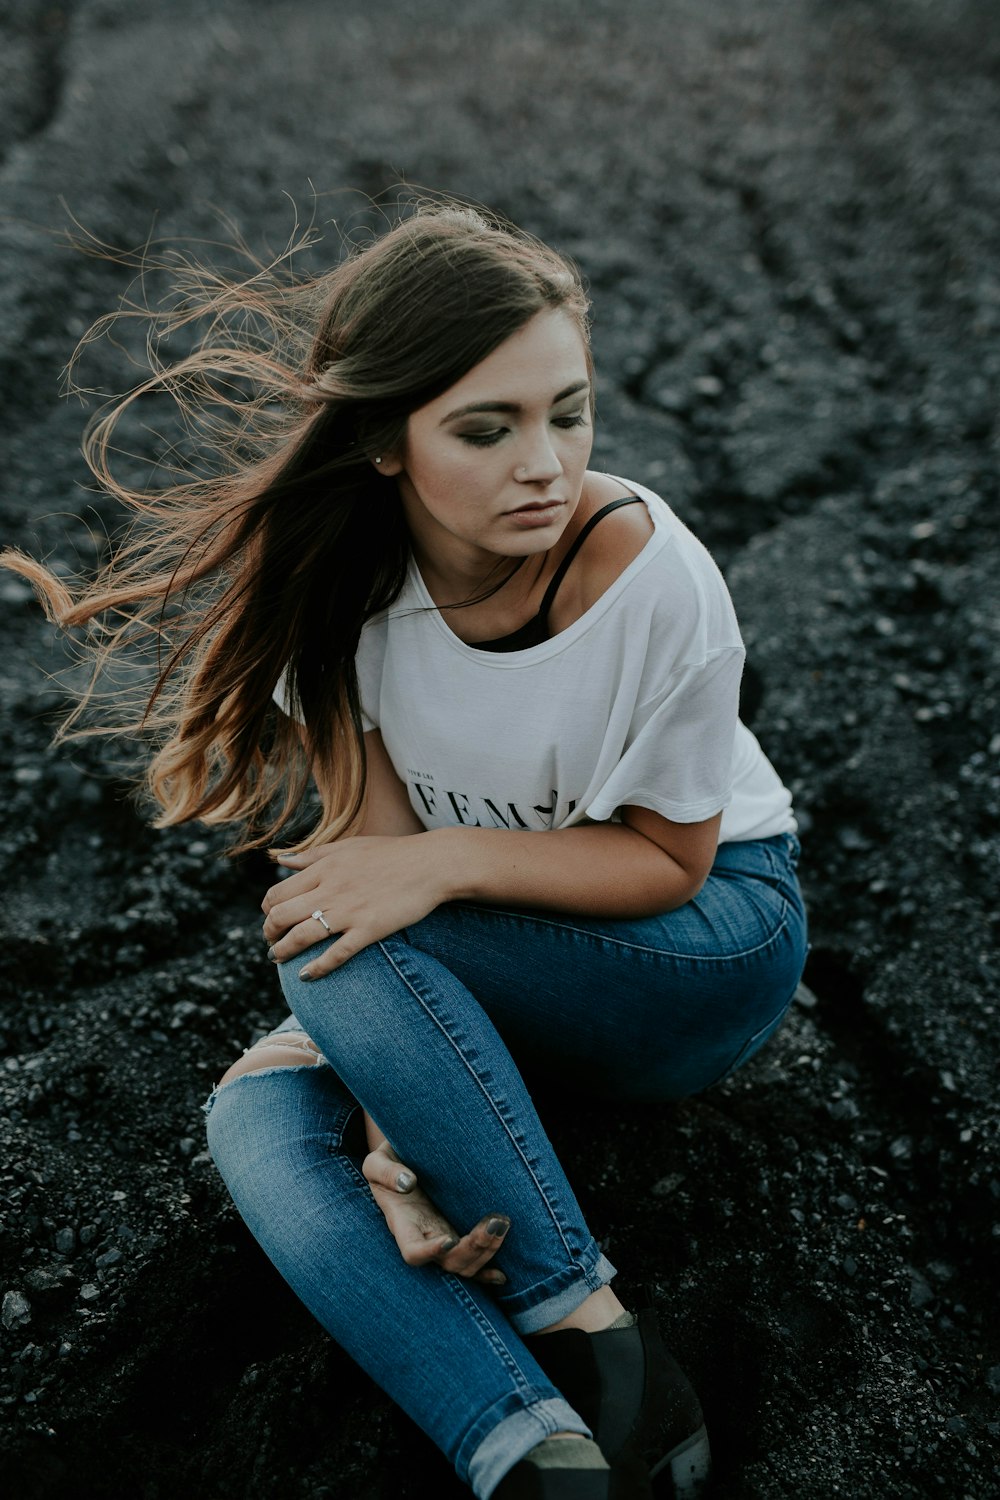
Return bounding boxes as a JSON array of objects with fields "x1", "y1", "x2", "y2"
[{"x1": 204, "y1": 833, "x2": 806, "y2": 1498}]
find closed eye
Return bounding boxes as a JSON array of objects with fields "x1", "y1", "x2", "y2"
[{"x1": 458, "y1": 411, "x2": 589, "y2": 448}]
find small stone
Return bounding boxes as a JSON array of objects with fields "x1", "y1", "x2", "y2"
[
  {"x1": 178, "y1": 1138, "x2": 196, "y2": 1157},
  {"x1": 79, "y1": 1284, "x2": 100, "y2": 1303},
  {"x1": 651, "y1": 1173, "x2": 686, "y2": 1197},
  {"x1": 54, "y1": 1227, "x2": 75, "y2": 1255},
  {"x1": 842, "y1": 1256, "x2": 858, "y2": 1277},
  {"x1": 2, "y1": 1291, "x2": 32, "y2": 1330},
  {"x1": 95, "y1": 1248, "x2": 122, "y2": 1269},
  {"x1": 692, "y1": 375, "x2": 723, "y2": 397},
  {"x1": 58, "y1": 1343, "x2": 73, "y2": 1358}
]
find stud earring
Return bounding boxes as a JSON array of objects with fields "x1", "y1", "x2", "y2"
[{"x1": 374, "y1": 456, "x2": 382, "y2": 464}]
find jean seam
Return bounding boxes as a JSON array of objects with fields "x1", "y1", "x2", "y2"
[
  {"x1": 442, "y1": 1275, "x2": 540, "y2": 1400},
  {"x1": 378, "y1": 939, "x2": 583, "y2": 1266}
]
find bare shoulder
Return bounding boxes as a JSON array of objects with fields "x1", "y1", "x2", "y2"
[
  {"x1": 546, "y1": 473, "x2": 656, "y2": 630},
  {"x1": 574, "y1": 471, "x2": 655, "y2": 600}
]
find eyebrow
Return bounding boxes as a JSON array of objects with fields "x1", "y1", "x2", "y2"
[{"x1": 440, "y1": 381, "x2": 591, "y2": 424}]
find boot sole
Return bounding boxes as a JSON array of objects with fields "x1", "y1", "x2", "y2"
[{"x1": 650, "y1": 1423, "x2": 712, "y2": 1499}]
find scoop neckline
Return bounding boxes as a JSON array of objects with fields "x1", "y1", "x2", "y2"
[{"x1": 402, "y1": 479, "x2": 670, "y2": 665}]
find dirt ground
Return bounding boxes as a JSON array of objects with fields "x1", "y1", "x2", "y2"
[{"x1": 1, "y1": 1, "x2": 998, "y2": 1496}]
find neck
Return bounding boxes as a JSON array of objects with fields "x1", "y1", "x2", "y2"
[{"x1": 415, "y1": 541, "x2": 537, "y2": 612}]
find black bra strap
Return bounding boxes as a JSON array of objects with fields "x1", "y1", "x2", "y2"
[{"x1": 537, "y1": 496, "x2": 644, "y2": 621}]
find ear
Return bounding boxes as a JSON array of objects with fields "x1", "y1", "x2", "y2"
[{"x1": 371, "y1": 451, "x2": 404, "y2": 476}]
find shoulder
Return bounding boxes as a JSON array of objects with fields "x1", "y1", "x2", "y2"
[{"x1": 567, "y1": 472, "x2": 656, "y2": 612}]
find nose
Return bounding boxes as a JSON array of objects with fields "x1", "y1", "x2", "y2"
[{"x1": 514, "y1": 427, "x2": 562, "y2": 483}]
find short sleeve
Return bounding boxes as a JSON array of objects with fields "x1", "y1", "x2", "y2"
[{"x1": 582, "y1": 645, "x2": 744, "y2": 824}]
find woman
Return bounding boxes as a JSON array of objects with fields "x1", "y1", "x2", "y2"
[{"x1": 3, "y1": 202, "x2": 806, "y2": 1499}]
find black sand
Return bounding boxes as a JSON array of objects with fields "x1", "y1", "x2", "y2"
[{"x1": 1, "y1": 2, "x2": 998, "y2": 1495}]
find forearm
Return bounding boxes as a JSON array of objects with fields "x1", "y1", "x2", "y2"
[{"x1": 427, "y1": 821, "x2": 705, "y2": 919}]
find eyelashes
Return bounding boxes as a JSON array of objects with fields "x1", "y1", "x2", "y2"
[{"x1": 459, "y1": 413, "x2": 589, "y2": 448}]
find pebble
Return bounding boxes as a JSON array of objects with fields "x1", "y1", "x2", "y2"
[
  {"x1": 95, "y1": 1248, "x2": 122, "y2": 1269},
  {"x1": 1, "y1": 1291, "x2": 31, "y2": 1330},
  {"x1": 54, "y1": 1227, "x2": 75, "y2": 1254},
  {"x1": 79, "y1": 1284, "x2": 100, "y2": 1303}
]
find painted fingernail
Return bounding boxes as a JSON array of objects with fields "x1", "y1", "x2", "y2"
[
  {"x1": 267, "y1": 947, "x2": 278, "y2": 962},
  {"x1": 395, "y1": 1171, "x2": 416, "y2": 1193},
  {"x1": 438, "y1": 1236, "x2": 458, "y2": 1253},
  {"x1": 482, "y1": 1271, "x2": 507, "y2": 1285},
  {"x1": 299, "y1": 968, "x2": 313, "y2": 981},
  {"x1": 486, "y1": 1217, "x2": 510, "y2": 1238}
]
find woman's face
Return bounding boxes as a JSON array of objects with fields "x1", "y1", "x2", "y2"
[{"x1": 384, "y1": 308, "x2": 594, "y2": 579}]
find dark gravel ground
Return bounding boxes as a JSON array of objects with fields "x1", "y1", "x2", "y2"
[{"x1": 1, "y1": 1, "x2": 998, "y2": 1496}]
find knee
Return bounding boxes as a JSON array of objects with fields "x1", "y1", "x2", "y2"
[{"x1": 214, "y1": 1032, "x2": 323, "y2": 1090}]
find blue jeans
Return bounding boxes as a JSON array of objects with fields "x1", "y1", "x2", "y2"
[{"x1": 205, "y1": 833, "x2": 806, "y2": 1497}]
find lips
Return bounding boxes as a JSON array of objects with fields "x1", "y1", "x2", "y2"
[{"x1": 505, "y1": 499, "x2": 565, "y2": 515}]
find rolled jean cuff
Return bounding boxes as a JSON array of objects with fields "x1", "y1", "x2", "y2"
[
  {"x1": 501, "y1": 1249, "x2": 618, "y2": 1335},
  {"x1": 466, "y1": 1395, "x2": 592, "y2": 1500}
]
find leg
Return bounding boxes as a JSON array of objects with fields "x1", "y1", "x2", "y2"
[
  {"x1": 400, "y1": 833, "x2": 808, "y2": 1102},
  {"x1": 204, "y1": 1043, "x2": 591, "y2": 1498},
  {"x1": 277, "y1": 938, "x2": 618, "y2": 1336}
]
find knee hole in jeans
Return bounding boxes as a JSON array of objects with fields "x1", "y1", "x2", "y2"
[{"x1": 215, "y1": 1031, "x2": 323, "y2": 1090}]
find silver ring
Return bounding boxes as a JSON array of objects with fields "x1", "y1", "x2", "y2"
[{"x1": 310, "y1": 908, "x2": 332, "y2": 933}]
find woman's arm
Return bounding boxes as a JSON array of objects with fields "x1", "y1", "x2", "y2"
[
  {"x1": 264, "y1": 805, "x2": 721, "y2": 977},
  {"x1": 355, "y1": 729, "x2": 426, "y2": 837},
  {"x1": 429, "y1": 806, "x2": 722, "y2": 919}
]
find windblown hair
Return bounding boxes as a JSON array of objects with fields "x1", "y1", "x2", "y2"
[{"x1": 1, "y1": 199, "x2": 591, "y2": 852}]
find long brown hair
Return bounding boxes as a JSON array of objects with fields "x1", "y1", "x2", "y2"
[{"x1": 1, "y1": 199, "x2": 592, "y2": 852}]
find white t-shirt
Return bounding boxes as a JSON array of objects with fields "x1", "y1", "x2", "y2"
[{"x1": 275, "y1": 479, "x2": 795, "y2": 844}]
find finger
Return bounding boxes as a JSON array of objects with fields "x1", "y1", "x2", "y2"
[
  {"x1": 262, "y1": 897, "x2": 330, "y2": 946},
  {"x1": 261, "y1": 871, "x2": 316, "y2": 916},
  {"x1": 438, "y1": 1215, "x2": 511, "y2": 1278},
  {"x1": 297, "y1": 932, "x2": 367, "y2": 979},
  {"x1": 363, "y1": 1149, "x2": 418, "y2": 1194},
  {"x1": 271, "y1": 848, "x2": 328, "y2": 868},
  {"x1": 398, "y1": 1227, "x2": 463, "y2": 1269},
  {"x1": 475, "y1": 1267, "x2": 507, "y2": 1286},
  {"x1": 261, "y1": 886, "x2": 322, "y2": 932}
]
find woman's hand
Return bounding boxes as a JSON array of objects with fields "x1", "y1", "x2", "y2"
[
  {"x1": 362, "y1": 1139, "x2": 510, "y2": 1286},
  {"x1": 261, "y1": 835, "x2": 450, "y2": 978}
]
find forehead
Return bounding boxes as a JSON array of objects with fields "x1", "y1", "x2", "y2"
[{"x1": 426, "y1": 309, "x2": 589, "y2": 414}]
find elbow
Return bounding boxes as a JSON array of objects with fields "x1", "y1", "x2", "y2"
[{"x1": 644, "y1": 853, "x2": 711, "y2": 915}]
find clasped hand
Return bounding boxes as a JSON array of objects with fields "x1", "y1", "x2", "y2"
[
  {"x1": 261, "y1": 836, "x2": 445, "y2": 978},
  {"x1": 363, "y1": 1139, "x2": 511, "y2": 1286}
]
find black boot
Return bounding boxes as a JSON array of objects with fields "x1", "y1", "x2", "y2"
[
  {"x1": 527, "y1": 1309, "x2": 711, "y2": 1499},
  {"x1": 492, "y1": 1464, "x2": 618, "y2": 1499}
]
